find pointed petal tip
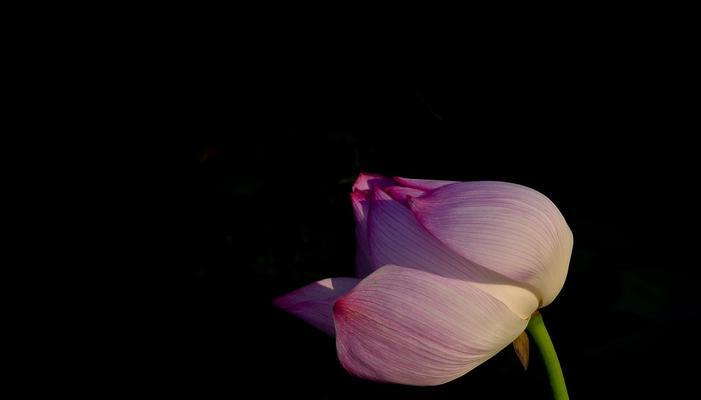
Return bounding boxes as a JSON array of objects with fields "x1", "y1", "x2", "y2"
[
  {"x1": 351, "y1": 190, "x2": 370, "y2": 221},
  {"x1": 273, "y1": 277, "x2": 360, "y2": 336},
  {"x1": 353, "y1": 172, "x2": 396, "y2": 192},
  {"x1": 271, "y1": 290, "x2": 298, "y2": 312}
]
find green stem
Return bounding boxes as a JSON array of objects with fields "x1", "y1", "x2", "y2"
[{"x1": 527, "y1": 311, "x2": 569, "y2": 400}]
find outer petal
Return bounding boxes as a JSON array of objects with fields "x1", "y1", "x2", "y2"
[
  {"x1": 367, "y1": 188, "x2": 538, "y2": 318},
  {"x1": 333, "y1": 265, "x2": 528, "y2": 386},
  {"x1": 409, "y1": 181, "x2": 573, "y2": 306},
  {"x1": 352, "y1": 172, "x2": 394, "y2": 192},
  {"x1": 354, "y1": 245, "x2": 373, "y2": 279},
  {"x1": 350, "y1": 191, "x2": 373, "y2": 278},
  {"x1": 273, "y1": 277, "x2": 359, "y2": 336},
  {"x1": 393, "y1": 176, "x2": 458, "y2": 191}
]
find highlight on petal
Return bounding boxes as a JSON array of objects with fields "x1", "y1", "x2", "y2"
[
  {"x1": 273, "y1": 277, "x2": 359, "y2": 336},
  {"x1": 409, "y1": 181, "x2": 573, "y2": 306},
  {"x1": 393, "y1": 176, "x2": 458, "y2": 191},
  {"x1": 352, "y1": 172, "x2": 394, "y2": 192},
  {"x1": 333, "y1": 265, "x2": 528, "y2": 386},
  {"x1": 367, "y1": 188, "x2": 538, "y2": 319}
]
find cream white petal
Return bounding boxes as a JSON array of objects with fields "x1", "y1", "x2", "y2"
[
  {"x1": 409, "y1": 181, "x2": 573, "y2": 306},
  {"x1": 333, "y1": 265, "x2": 528, "y2": 386}
]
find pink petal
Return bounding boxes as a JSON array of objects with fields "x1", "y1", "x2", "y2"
[
  {"x1": 367, "y1": 188, "x2": 538, "y2": 318},
  {"x1": 354, "y1": 246, "x2": 374, "y2": 279},
  {"x1": 409, "y1": 181, "x2": 573, "y2": 306},
  {"x1": 350, "y1": 191, "x2": 373, "y2": 278},
  {"x1": 273, "y1": 277, "x2": 360, "y2": 336},
  {"x1": 333, "y1": 265, "x2": 528, "y2": 386},
  {"x1": 383, "y1": 185, "x2": 426, "y2": 204},
  {"x1": 352, "y1": 172, "x2": 394, "y2": 192},
  {"x1": 393, "y1": 176, "x2": 458, "y2": 191}
]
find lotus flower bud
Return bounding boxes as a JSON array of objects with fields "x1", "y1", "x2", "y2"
[{"x1": 274, "y1": 173, "x2": 573, "y2": 386}]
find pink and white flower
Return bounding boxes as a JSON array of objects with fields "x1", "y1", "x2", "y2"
[{"x1": 274, "y1": 173, "x2": 573, "y2": 386}]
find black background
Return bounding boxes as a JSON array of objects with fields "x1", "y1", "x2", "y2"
[{"x1": 121, "y1": 26, "x2": 697, "y2": 399}]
